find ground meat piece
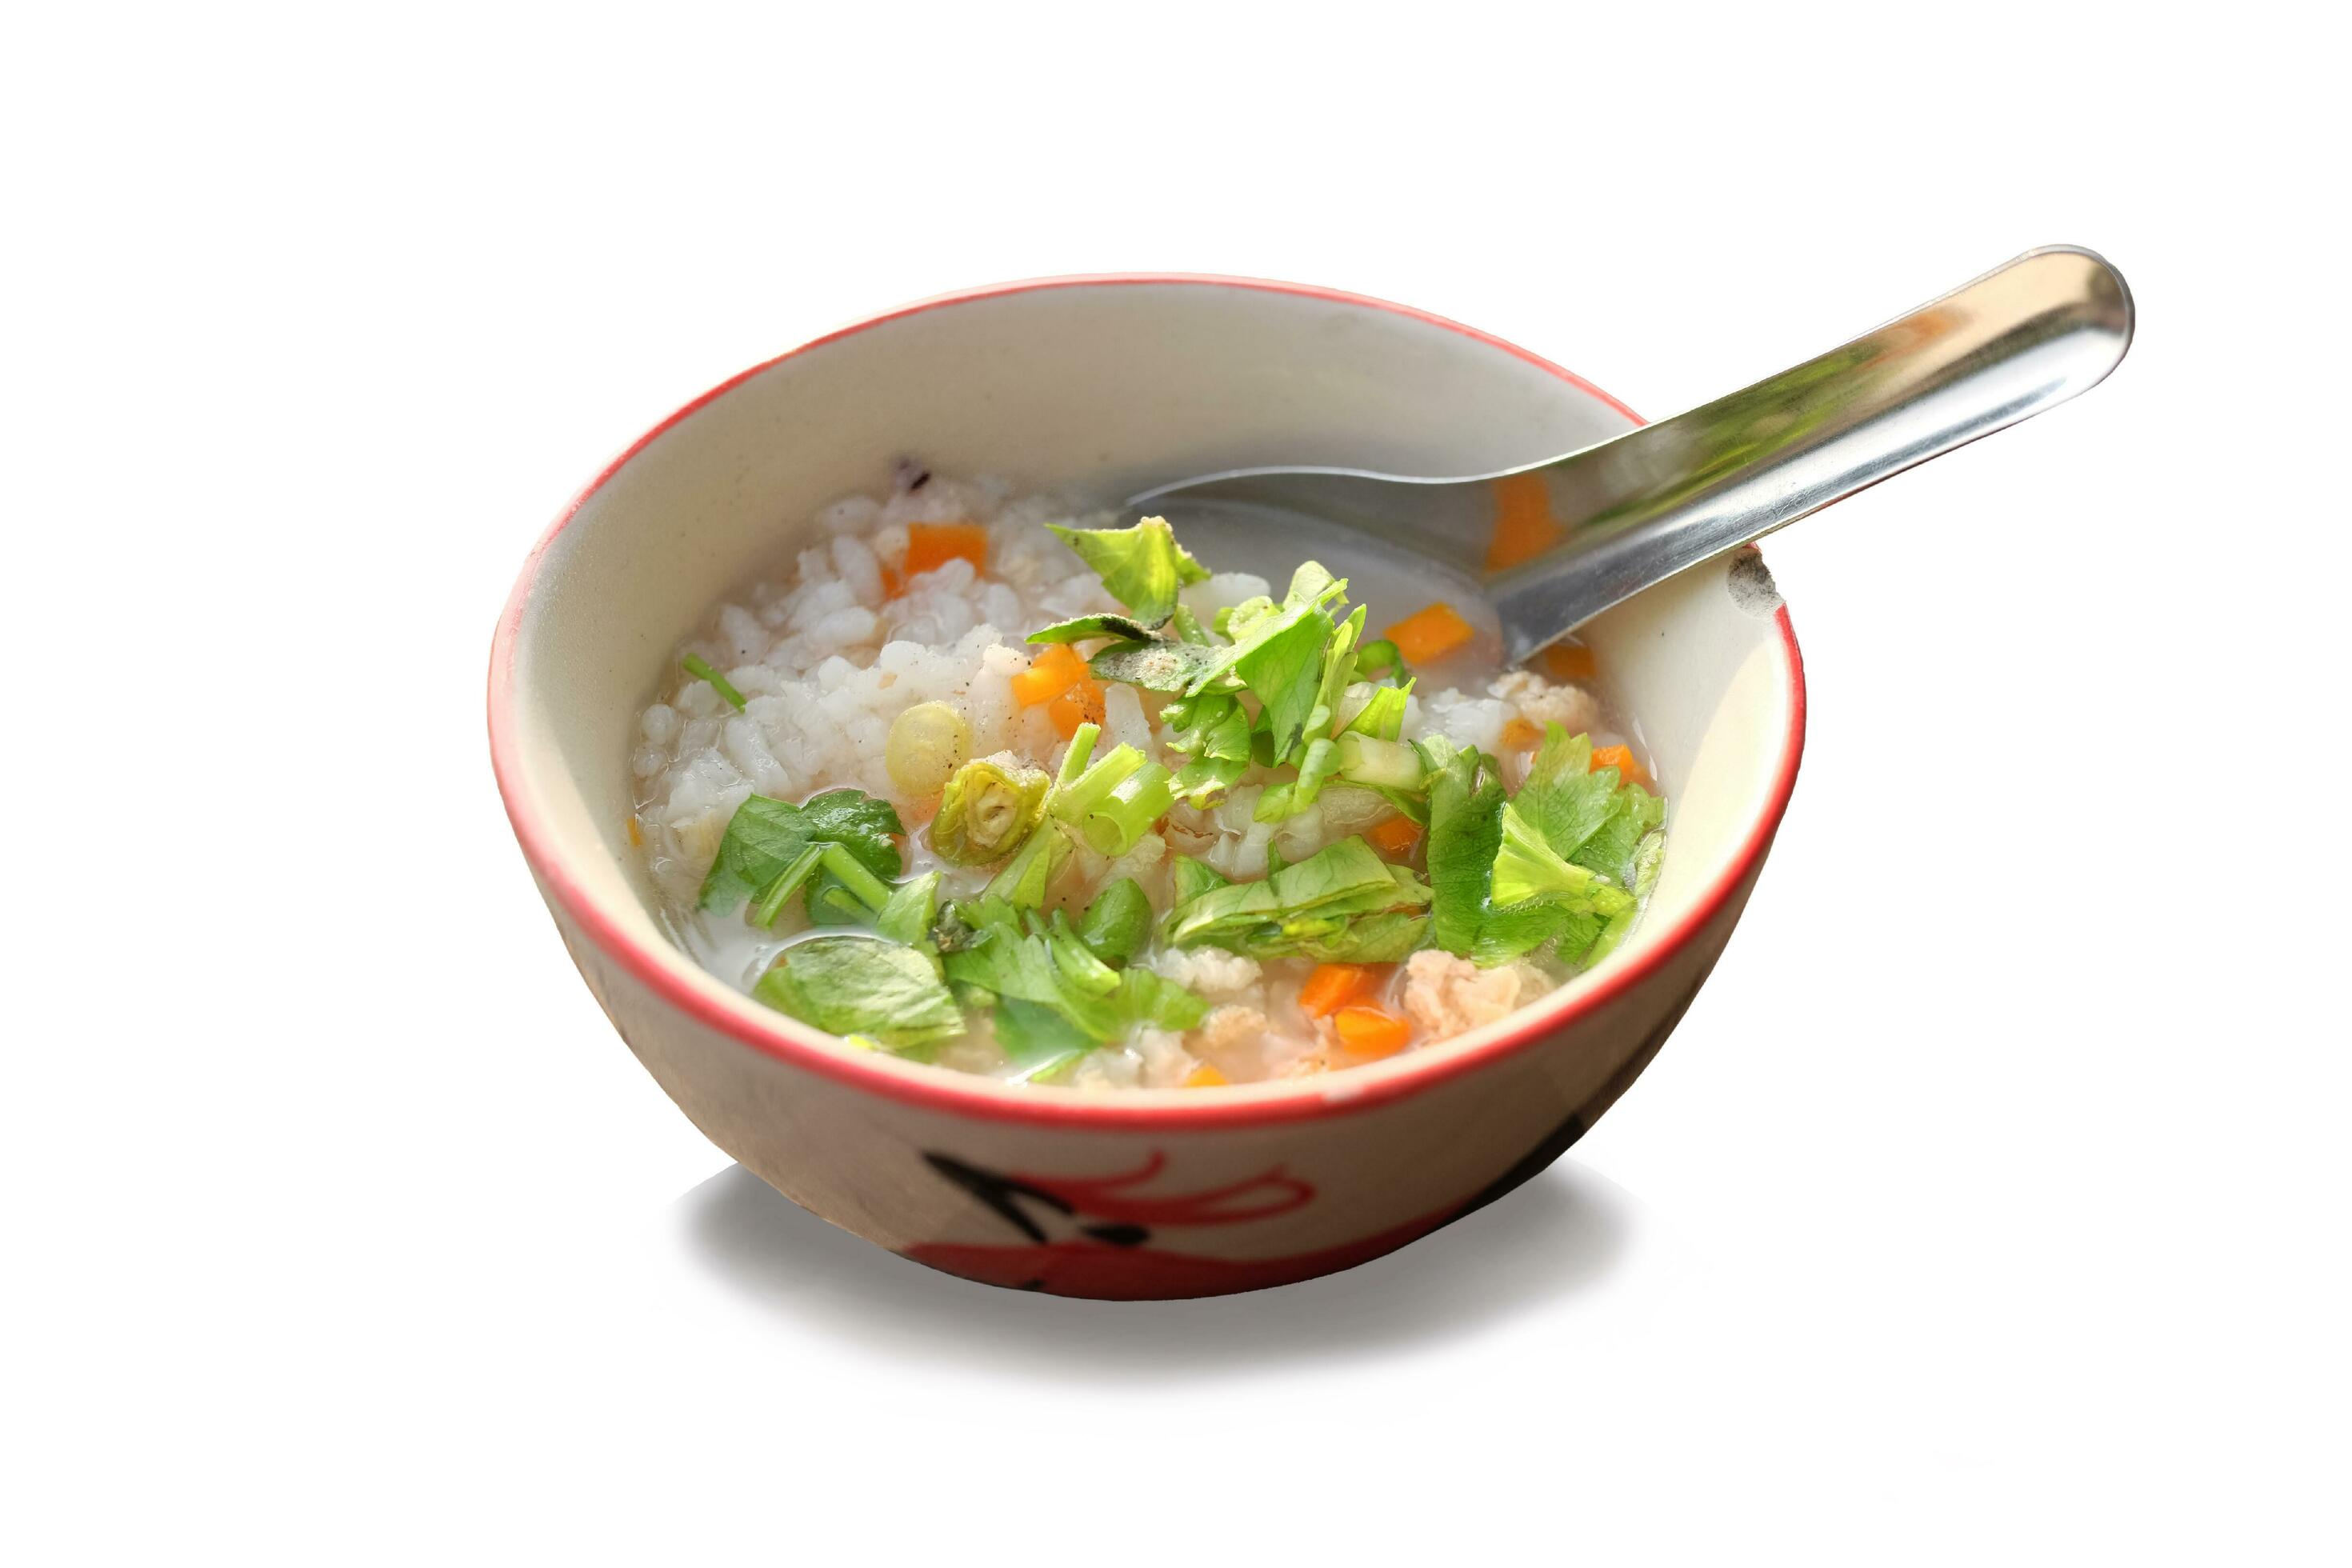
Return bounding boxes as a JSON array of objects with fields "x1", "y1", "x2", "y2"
[
  {"x1": 1401, "y1": 950, "x2": 1527, "y2": 1042},
  {"x1": 1193, "y1": 1004, "x2": 1268, "y2": 1054},
  {"x1": 1150, "y1": 947, "x2": 1263, "y2": 1001},
  {"x1": 1487, "y1": 670, "x2": 1602, "y2": 736}
]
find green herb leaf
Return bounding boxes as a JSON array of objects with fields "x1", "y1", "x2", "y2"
[
  {"x1": 696, "y1": 790, "x2": 903, "y2": 917},
  {"x1": 945, "y1": 904, "x2": 1206, "y2": 1054},
  {"x1": 1490, "y1": 802, "x2": 1636, "y2": 914},
  {"x1": 753, "y1": 935, "x2": 962, "y2": 1052},
  {"x1": 1171, "y1": 857, "x2": 1230, "y2": 906},
  {"x1": 749, "y1": 843, "x2": 827, "y2": 930},
  {"x1": 1046, "y1": 515, "x2": 1209, "y2": 626},
  {"x1": 800, "y1": 790, "x2": 909, "y2": 926},
  {"x1": 1166, "y1": 836, "x2": 1430, "y2": 954},
  {"x1": 1086, "y1": 637, "x2": 1230, "y2": 694},
  {"x1": 1425, "y1": 746, "x2": 1506, "y2": 955},
  {"x1": 1516, "y1": 726, "x2": 1666, "y2": 880},
  {"x1": 1026, "y1": 612, "x2": 1165, "y2": 646},
  {"x1": 1074, "y1": 878, "x2": 1153, "y2": 966},
  {"x1": 682, "y1": 653, "x2": 746, "y2": 712},
  {"x1": 874, "y1": 870, "x2": 940, "y2": 946}
]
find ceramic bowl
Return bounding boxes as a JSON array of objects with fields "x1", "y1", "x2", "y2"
[{"x1": 490, "y1": 277, "x2": 1805, "y2": 1299}]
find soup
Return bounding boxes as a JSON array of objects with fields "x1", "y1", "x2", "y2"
[{"x1": 630, "y1": 467, "x2": 1664, "y2": 1089}]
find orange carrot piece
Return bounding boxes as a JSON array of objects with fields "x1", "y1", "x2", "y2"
[
  {"x1": 1366, "y1": 815, "x2": 1422, "y2": 858},
  {"x1": 1486, "y1": 471, "x2": 1565, "y2": 570},
  {"x1": 1012, "y1": 643, "x2": 1087, "y2": 707},
  {"x1": 1501, "y1": 717, "x2": 1545, "y2": 751},
  {"x1": 1589, "y1": 743, "x2": 1649, "y2": 789},
  {"x1": 1048, "y1": 678, "x2": 1106, "y2": 738},
  {"x1": 1300, "y1": 963, "x2": 1377, "y2": 1018},
  {"x1": 626, "y1": 815, "x2": 644, "y2": 848},
  {"x1": 1334, "y1": 1003, "x2": 1411, "y2": 1058},
  {"x1": 880, "y1": 565, "x2": 905, "y2": 599},
  {"x1": 903, "y1": 521, "x2": 988, "y2": 579},
  {"x1": 1538, "y1": 641, "x2": 1597, "y2": 682},
  {"x1": 1185, "y1": 1064, "x2": 1229, "y2": 1088},
  {"x1": 1384, "y1": 602, "x2": 1474, "y2": 666}
]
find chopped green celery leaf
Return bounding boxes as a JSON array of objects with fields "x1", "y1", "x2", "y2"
[
  {"x1": 1046, "y1": 919, "x2": 1124, "y2": 998},
  {"x1": 753, "y1": 936, "x2": 961, "y2": 1050},
  {"x1": 1470, "y1": 901, "x2": 1586, "y2": 967},
  {"x1": 682, "y1": 654, "x2": 747, "y2": 712},
  {"x1": 1171, "y1": 858, "x2": 1230, "y2": 906},
  {"x1": 874, "y1": 870, "x2": 940, "y2": 946},
  {"x1": 1517, "y1": 725, "x2": 1666, "y2": 878},
  {"x1": 1582, "y1": 830, "x2": 1666, "y2": 969},
  {"x1": 1371, "y1": 786, "x2": 1430, "y2": 826},
  {"x1": 1074, "y1": 878, "x2": 1152, "y2": 965},
  {"x1": 749, "y1": 843, "x2": 827, "y2": 929},
  {"x1": 1264, "y1": 840, "x2": 1288, "y2": 879},
  {"x1": 697, "y1": 789, "x2": 904, "y2": 915},
  {"x1": 1088, "y1": 638, "x2": 1230, "y2": 694},
  {"x1": 1078, "y1": 762, "x2": 1176, "y2": 855},
  {"x1": 1166, "y1": 692, "x2": 1254, "y2": 806},
  {"x1": 1335, "y1": 731, "x2": 1426, "y2": 793},
  {"x1": 1490, "y1": 802, "x2": 1635, "y2": 914},
  {"x1": 1278, "y1": 910, "x2": 1429, "y2": 963},
  {"x1": 1426, "y1": 746, "x2": 1506, "y2": 955},
  {"x1": 1026, "y1": 611, "x2": 1166, "y2": 646},
  {"x1": 946, "y1": 913, "x2": 1206, "y2": 1048},
  {"x1": 931, "y1": 755, "x2": 1051, "y2": 866},
  {"x1": 1254, "y1": 736, "x2": 1341, "y2": 822},
  {"x1": 1174, "y1": 754, "x2": 1249, "y2": 808},
  {"x1": 1355, "y1": 638, "x2": 1402, "y2": 681},
  {"x1": 1170, "y1": 604, "x2": 1212, "y2": 645},
  {"x1": 1232, "y1": 610, "x2": 1333, "y2": 758},
  {"x1": 1166, "y1": 836, "x2": 1429, "y2": 950},
  {"x1": 1282, "y1": 562, "x2": 1347, "y2": 612},
  {"x1": 1046, "y1": 517, "x2": 1208, "y2": 626},
  {"x1": 1340, "y1": 676, "x2": 1414, "y2": 741},
  {"x1": 983, "y1": 822, "x2": 1071, "y2": 908},
  {"x1": 1306, "y1": 606, "x2": 1366, "y2": 735},
  {"x1": 994, "y1": 998, "x2": 1098, "y2": 1070}
]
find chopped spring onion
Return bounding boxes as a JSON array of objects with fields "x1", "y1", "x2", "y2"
[{"x1": 682, "y1": 654, "x2": 746, "y2": 711}]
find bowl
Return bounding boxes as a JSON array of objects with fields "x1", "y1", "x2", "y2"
[{"x1": 489, "y1": 276, "x2": 1805, "y2": 1299}]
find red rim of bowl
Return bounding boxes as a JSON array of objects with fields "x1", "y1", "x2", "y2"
[{"x1": 488, "y1": 274, "x2": 1806, "y2": 1128}]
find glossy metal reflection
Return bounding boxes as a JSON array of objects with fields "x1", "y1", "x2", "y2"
[{"x1": 1124, "y1": 246, "x2": 2134, "y2": 661}]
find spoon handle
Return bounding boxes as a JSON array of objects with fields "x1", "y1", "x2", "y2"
[{"x1": 1491, "y1": 246, "x2": 2134, "y2": 658}]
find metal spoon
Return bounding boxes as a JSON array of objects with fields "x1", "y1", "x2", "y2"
[{"x1": 1122, "y1": 246, "x2": 2134, "y2": 662}]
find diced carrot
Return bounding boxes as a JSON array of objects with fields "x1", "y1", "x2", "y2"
[
  {"x1": 903, "y1": 521, "x2": 988, "y2": 579},
  {"x1": 1590, "y1": 743, "x2": 1649, "y2": 789},
  {"x1": 880, "y1": 565, "x2": 904, "y2": 599},
  {"x1": 1366, "y1": 815, "x2": 1422, "y2": 858},
  {"x1": 1384, "y1": 601, "x2": 1474, "y2": 665},
  {"x1": 1501, "y1": 717, "x2": 1545, "y2": 751},
  {"x1": 626, "y1": 815, "x2": 644, "y2": 848},
  {"x1": 1334, "y1": 1003, "x2": 1411, "y2": 1058},
  {"x1": 1011, "y1": 642, "x2": 1087, "y2": 707},
  {"x1": 1185, "y1": 1064, "x2": 1229, "y2": 1088},
  {"x1": 1538, "y1": 641, "x2": 1598, "y2": 682},
  {"x1": 1485, "y1": 470, "x2": 1564, "y2": 570},
  {"x1": 1047, "y1": 677, "x2": 1106, "y2": 738},
  {"x1": 1300, "y1": 963, "x2": 1378, "y2": 1018}
]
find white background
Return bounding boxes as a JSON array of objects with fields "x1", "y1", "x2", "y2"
[{"x1": 7, "y1": 5, "x2": 2346, "y2": 1563}]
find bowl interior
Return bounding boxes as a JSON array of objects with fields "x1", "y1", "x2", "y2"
[{"x1": 494, "y1": 279, "x2": 1800, "y2": 1096}]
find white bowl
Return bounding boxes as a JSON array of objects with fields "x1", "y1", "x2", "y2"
[{"x1": 490, "y1": 277, "x2": 1805, "y2": 1298}]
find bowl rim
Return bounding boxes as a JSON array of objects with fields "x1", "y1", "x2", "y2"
[{"x1": 489, "y1": 273, "x2": 1806, "y2": 1128}]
